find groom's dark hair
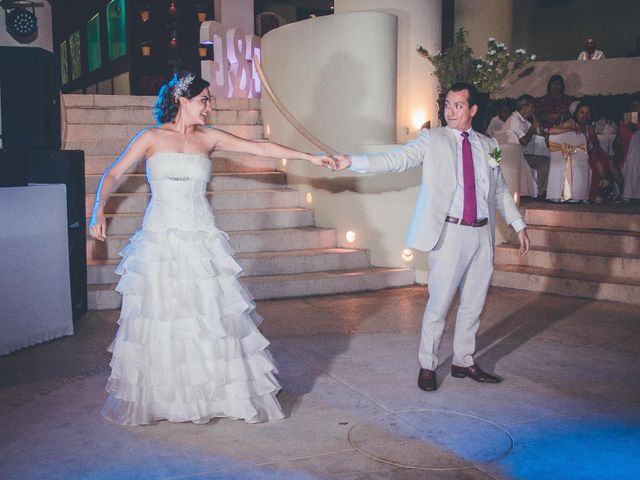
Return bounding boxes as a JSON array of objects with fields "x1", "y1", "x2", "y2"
[{"x1": 448, "y1": 82, "x2": 480, "y2": 108}]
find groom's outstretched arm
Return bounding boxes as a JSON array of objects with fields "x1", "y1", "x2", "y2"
[{"x1": 333, "y1": 129, "x2": 430, "y2": 173}]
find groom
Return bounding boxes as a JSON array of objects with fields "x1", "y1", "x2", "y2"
[{"x1": 334, "y1": 82, "x2": 530, "y2": 391}]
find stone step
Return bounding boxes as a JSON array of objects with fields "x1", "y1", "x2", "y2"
[
  {"x1": 87, "y1": 248, "x2": 370, "y2": 284},
  {"x1": 87, "y1": 227, "x2": 337, "y2": 260},
  {"x1": 86, "y1": 189, "x2": 299, "y2": 214},
  {"x1": 62, "y1": 94, "x2": 261, "y2": 110},
  {"x1": 495, "y1": 245, "x2": 640, "y2": 280},
  {"x1": 525, "y1": 207, "x2": 640, "y2": 232},
  {"x1": 92, "y1": 208, "x2": 315, "y2": 235},
  {"x1": 526, "y1": 225, "x2": 640, "y2": 256},
  {"x1": 65, "y1": 107, "x2": 261, "y2": 126},
  {"x1": 65, "y1": 124, "x2": 263, "y2": 143},
  {"x1": 87, "y1": 267, "x2": 415, "y2": 308},
  {"x1": 84, "y1": 152, "x2": 277, "y2": 175},
  {"x1": 491, "y1": 264, "x2": 640, "y2": 305},
  {"x1": 85, "y1": 172, "x2": 286, "y2": 194}
]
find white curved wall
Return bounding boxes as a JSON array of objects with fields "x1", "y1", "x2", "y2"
[
  {"x1": 261, "y1": 11, "x2": 398, "y2": 153},
  {"x1": 335, "y1": 0, "x2": 442, "y2": 142},
  {"x1": 261, "y1": 12, "x2": 430, "y2": 282}
]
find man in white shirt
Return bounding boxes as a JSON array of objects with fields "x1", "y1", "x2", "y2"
[
  {"x1": 506, "y1": 94, "x2": 550, "y2": 199},
  {"x1": 333, "y1": 83, "x2": 530, "y2": 391},
  {"x1": 577, "y1": 35, "x2": 605, "y2": 60}
]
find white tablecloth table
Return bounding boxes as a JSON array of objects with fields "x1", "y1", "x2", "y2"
[{"x1": 0, "y1": 185, "x2": 74, "y2": 355}]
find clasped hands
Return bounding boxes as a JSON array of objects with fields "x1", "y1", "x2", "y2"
[{"x1": 313, "y1": 153, "x2": 352, "y2": 171}]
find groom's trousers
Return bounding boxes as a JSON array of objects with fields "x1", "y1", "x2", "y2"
[{"x1": 418, "y1": 221, "x2": 494, "y2": 370}]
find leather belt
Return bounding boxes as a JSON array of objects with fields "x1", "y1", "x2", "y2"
[{"x1": 445, "y1": 215, "x2": 488, "y2": 227}]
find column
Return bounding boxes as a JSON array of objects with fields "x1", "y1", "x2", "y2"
[{"x1": 335, "y1": 0, "x2": 442, "y2": 143}]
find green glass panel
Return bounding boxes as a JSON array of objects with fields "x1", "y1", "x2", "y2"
[
  {"x1": 60, "y1": 40, "x2": 69, "y2": 84},
  {"x1": 106, "y1": 0, "x2": 126, "y2": 61},
  {"x1": 87, "y1": 13, "x2": 101, "y2": 72},
  {"x1": 69, "y1": 31, "x2": 82, "y2": 80}
]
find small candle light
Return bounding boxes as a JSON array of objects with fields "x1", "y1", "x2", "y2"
[
  {"x1": 345, "y1": 231, "x2": 356, "y2": 243},
  {"x1": 402, "y1": 248, "x2": 414, "y2": 261}
]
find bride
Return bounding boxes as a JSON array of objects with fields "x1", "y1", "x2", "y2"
[{"x1": 89, "y1": 71, "x2": 335, "y2": 425}]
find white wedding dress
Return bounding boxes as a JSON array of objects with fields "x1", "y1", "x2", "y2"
[{"x1": 101, "y1": 152, "x2": 285, "y2": 425}]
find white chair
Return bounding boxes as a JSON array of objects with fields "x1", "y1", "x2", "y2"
[
  {"x1": 622, "y1": 130, "x2": 640, "y2": 200},
  {"x1": 495, "y1": 130, "x2": 523, "y2": 201},
  {"x1": 519, "y1": 155, "x2": 538, "y2": 198},
  {"x1": 547, "y1": 132, "x2": 591, "y2": 202},
  {"x1": 495, "y1": 130, "x2": 537, "y2": 199}
]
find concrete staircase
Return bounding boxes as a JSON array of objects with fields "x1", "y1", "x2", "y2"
[
  {"x1": 492, "y1": 202, "x2": 640, "y2": 305},
  {"x1": 62, "y1": 95, "x2": 414, "y2": 310}
]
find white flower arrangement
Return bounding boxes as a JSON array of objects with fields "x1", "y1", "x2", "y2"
[{"x1": 488, "y1": 147, "x2": 502, "y2": 168}]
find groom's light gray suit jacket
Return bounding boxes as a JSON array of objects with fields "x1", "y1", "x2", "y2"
[{"x1": 350, "y1": 127, "x2": 524, "y2": 253}]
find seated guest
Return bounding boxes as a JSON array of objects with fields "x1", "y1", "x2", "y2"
[
  {"x1": 506, "y1": 95, "x2": 550, "y2": 199},
  {"x1": 537, "y1": 75, "x2": 574, "y2": 129},
  {"x1": 577, "y1": 35, "x2": 605, "y2": 60},
  {"x1": 593, "y1": 108, "x2": 618, "y2": 135},
  {"x1": 622, "y1": 130, "x2": 640, "y2": 201},
  {"x1": 485, "y1": 102, "x2": 512, "y2": 138},
  {"x1": 551, "y1": 100, "x2": 622, "y2": 203},
  {"x1": 614, "y1": 97, "x2": 640, "y2": 168}
]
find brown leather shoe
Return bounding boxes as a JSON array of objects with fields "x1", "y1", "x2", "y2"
[
  {"x1": 451, "y1": 364, "x2": 501, "y2": 383},
  {"x1": 418, "y1": 368, "x2": 437, "y2": 391}
]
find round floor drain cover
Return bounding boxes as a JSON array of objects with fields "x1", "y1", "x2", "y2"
[{"x1": 348, "y1": 409, "x2": 513, "y2": 471}]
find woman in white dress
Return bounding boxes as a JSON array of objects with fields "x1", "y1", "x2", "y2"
[{"x1": 88, "y1": 72, "x2": 335, "y2": 425}]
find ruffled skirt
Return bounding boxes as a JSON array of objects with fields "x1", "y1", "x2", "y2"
[{"x1": 101, "y1": 227, "x2": 285, "y2": 425}]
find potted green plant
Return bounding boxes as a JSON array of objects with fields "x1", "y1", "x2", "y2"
[{"x1": 418, "y1": 29, "x2": 535, "y2": 127}]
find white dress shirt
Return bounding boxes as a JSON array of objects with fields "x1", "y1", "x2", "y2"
[
  {"x1": 448, "y1": 127, "x2": 489, "y2": 221},
  {"x1": 577, "y1": 50, "x2": 605, "y2": 60},
  {"x1": 505, "y1": 111, "x2": 549, "y2": 156}
]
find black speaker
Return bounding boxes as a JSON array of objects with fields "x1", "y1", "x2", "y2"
[
  {"x1": 27, "y1": 150, "x2": 85, "y2": 228},
  {"x1": 67, "y1": 227, "x2": 88, "y2": 322},
  {"x1": 0, "y1": 46, "x2": 61, "y2": 149},
  {"x1": 0, "y1": 149, "x2": 28, "y2": 187},
  {"x1": 25, "y1": 149, "x2": 87, "y2": 321}
]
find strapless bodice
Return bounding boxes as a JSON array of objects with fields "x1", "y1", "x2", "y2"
[{"x1": 142, "y1": 153, "x2": 216, "y2": 231}]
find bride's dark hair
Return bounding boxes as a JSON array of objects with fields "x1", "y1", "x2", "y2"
[{"x1": 153, "y1": 71, "x2": 211, "y2": 124}]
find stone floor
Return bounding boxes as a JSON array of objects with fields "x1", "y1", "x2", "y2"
[{"x1": 1, "y1": 286, "x2": 639, "y2": 479}]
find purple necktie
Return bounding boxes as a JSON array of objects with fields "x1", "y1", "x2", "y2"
[{"x1": 461, "y1": 131, "x2": 477, "y2": 225}]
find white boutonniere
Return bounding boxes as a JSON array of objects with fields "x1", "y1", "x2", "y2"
[{"x1": 488, "y1": 147, "x2": 502, "y2": 168}]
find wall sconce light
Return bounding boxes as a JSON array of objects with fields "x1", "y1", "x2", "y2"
[
  {"x1": 401, "y1": 248, "x2": 414, "y2": 261},
  {"x1": 198, "y1": 44, "x2": 209, "y2": 59},
  {"x1": 168, "y1": 1, "x2": 177, "y2": 14},
  {"x1": 305, "y1": 192, "x2": 313, "y2": 204},
  {"x1": 139, "y1": 4, "x2": 151, "y2": 22},
  {"x1": 345, "y1": 231, "x2": 356, "y2": 243},
  {"x1": 196, "y1": 1, "x2": 208, "y2": 22},
  {"x1": 281, "y1": 158, "x2": 287, "y2": 167},
  {"x1": 140, "y1": 40, "x2": 152, "y2": 56}
]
